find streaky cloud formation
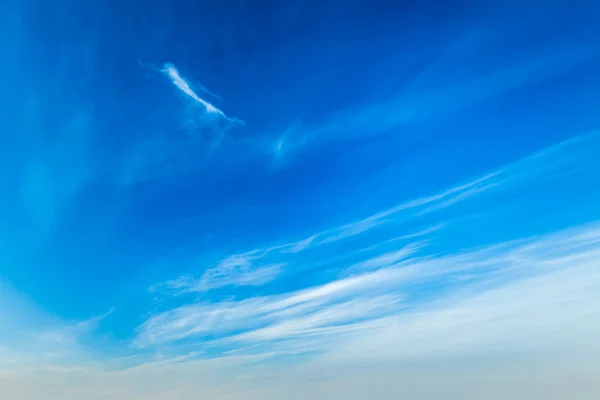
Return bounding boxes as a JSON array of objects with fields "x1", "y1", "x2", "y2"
[
  {"x1": 137, "y1": 222, "x2": 600, "y2": 352},
  {"x1": 138, "y1": 131, "x2": 600, "y2": 355}
]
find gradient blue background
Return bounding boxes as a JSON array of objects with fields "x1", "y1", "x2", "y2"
[{"x1": 1, "y1": 0, "x2": 599, "y2": 390}]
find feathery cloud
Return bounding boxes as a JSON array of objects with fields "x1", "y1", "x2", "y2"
[
  {"x1": 161, "y1": 63, "x2": 242, "y2": 125},
  {"x1": 164, "y1": 254, "x2": 284, "y2": 293},
  {"x1": 136, "y1": 223, "x2": 600, "y2": 356}
]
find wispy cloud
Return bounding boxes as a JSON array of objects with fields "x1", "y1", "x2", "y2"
[
  {"x1": 140, "y1": 131, "x2": 600, "y2": 359},
  {"x1": 152, "y1": 131, "x2": 600, "y2": 316},
  {"x1": 136, "y1": 265, "x2": 413, "y2": 347},
  {"x1": 297, "y1": 131, "x2": 599, "y2": 248},
  {"x1": 195, "y1": 82, "x2": 222, "y2": 101},
  {"x1": 116, "y1": 62, "x2": 246, "y2": 184},
  {"x1": 161, "y1": 63, "x2": 242, "y2": 125},
  {"x1": 137, "y1": 223, "x2": 600, "y2": 358},
  {"x1": 72, "y1": 307, "x2": 115, "y2": 333},
  {"x1": 163, "y1": 254, "x2": 284, "y2": 293},
  {"x1": 346, "y1": 242, "x2": 425, "y2": 272},
  {"x1": 330, "y1": 252, "x2": 600, "y2": 362},
  {"x1": 273, "y1": 39, "x2": 599, "y2": 158}
]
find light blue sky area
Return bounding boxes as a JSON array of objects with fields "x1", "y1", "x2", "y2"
[{"x1": 1, "y1": 0, "x2": 600, "y2": 398}]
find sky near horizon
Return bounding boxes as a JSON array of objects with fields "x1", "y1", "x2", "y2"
[{"x1": 1, "y1": 0, "x2": 600, "y2": 398}]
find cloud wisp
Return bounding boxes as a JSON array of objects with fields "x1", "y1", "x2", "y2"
[
  {"x1": 272, "y1": 37, "x2": 600, "y2": 159},
  {"x1": 161, "y1": 63, "x2": 242, "y2": 125},
  {"x1": 162, "y1": 254, "x2": 285, "y2": 293}
]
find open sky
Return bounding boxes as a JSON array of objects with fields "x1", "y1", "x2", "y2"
[{"x1": 1, "y1": 0, "x2": 600, "y2": 398}]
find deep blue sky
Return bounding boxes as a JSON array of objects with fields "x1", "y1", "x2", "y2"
[{"x1": 1, "y1": 0, "x2": 600, "y2": 397}]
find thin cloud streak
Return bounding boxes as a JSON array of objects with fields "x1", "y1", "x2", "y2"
[
  {"x1": 300, "y1": 131, "x2": 600, "y2": 249},
  {"x1": 161, "y1": 63, "x2": 242, "y2": 125},
  {"x1": 160, "y1": 252, "x2": 285, "y2": 294},
  {"x1": 273, "y1": 41, "x2": 600, "y2": 157}
]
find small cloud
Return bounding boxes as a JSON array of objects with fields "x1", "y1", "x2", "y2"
[
  {"x1": 348, "y1": 242, "x2": 425, "y2": 272},
  {"x1": 196, "y1": 82, "x2": 222, "y2": 101},
  {"x1": 162, "y1": 254, "x2": 284, "y2": 294},
  {"x1": 161, "y1": 63, "x2": 243, "y2": 125},
  {"x1": 283, "y1": 235, "x2": 319, "y2": 254},
  {"x1": 73, "y1": 307, "x2": 115, "y2": 333},
  {"x1": 199, "y1": 259, "x2": 284, "y2": 291}
]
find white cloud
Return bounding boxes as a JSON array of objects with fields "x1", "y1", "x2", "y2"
[
  {"x1": 291, "y1": 131, "x2": 599, "y2": 249},
  {"x1": 331, "y1": 261, "x2": 600, "y2": 362},
  {"x1": 136, "y1": 263, "x2": 418, "y2": 347},
  {"x1": 347, "y1": 242, "x2": 425, "y2": 272},
  {"x1": 181, "y1": 130, "x2": 598, "y2": 275},
  {"x1": 199, "y1": 255, "x2": 282, "y2": 289},
  {"x1": 162, "y1": 253, "x2": 284, "y2": 293},
  {"x1": 147, "y1": 131, "x2": 600, "y2": 351},
  {"x1": 4, "y1": 220, "x2": 600, "y2": 397},
  {"x1": 162, "y1": 63, "x2": 242, "y2": 125},
  {"x1": 136, "y1": 222, "x2": 600, "y2": 357}
]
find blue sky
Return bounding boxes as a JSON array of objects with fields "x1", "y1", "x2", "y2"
[{"x1": 1, "y1": 0, "x2": 600, "y2": 398}]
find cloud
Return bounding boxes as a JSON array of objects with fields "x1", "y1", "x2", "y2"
[
  {"x1": 195, "y1": 82, "x2": 222, "y2": 101},
  {"x1": 303, "y1": 131, "x2": 600, "y2": 247},
  {"x1": 73, "y1": 309, "x2": 116, "y2": 331},
  {"x1": 200, "y1": 262, "x2": 283, "y2": 290},
  {"x1": 346, "y1": 242, "x2": 425, "y2": 272},
  {"x1": 149, "y1": 131, "x2": 600, "y2": 341},
  {"x1": 115, "y1": 62, "x2": 248, "y2": 184},
  {"x1": 153, "y1": 166, "x2": 495, "y2": 292},
  {"x1": 251, "y1": 131, "x2": 596, "y2": 262},
  {"x1": 274, "y1": 39, "x2": 599, "y2": 158},
  {"x1": 137, "y1": 223, "x2": 600, "y2": 358},
  {"x1": 136, "y1": 262, "x2": 419, "y2": 347},
  {"x1": 160, "y1": 253, "x2": 284, "y2": 294},
  {"x1": 140, "y1": 130, "x2": 600, "y2": 356},
  {"x1": 161, "y1": 63, "x2": 242, "y2": 125},
  {"x1": 330, "y1": 251, "x2": 600, "y2": 363}
]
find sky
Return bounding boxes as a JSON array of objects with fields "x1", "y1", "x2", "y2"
[{"x1": 1, "y1": 0, "x2": 600, "y2": 398}]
